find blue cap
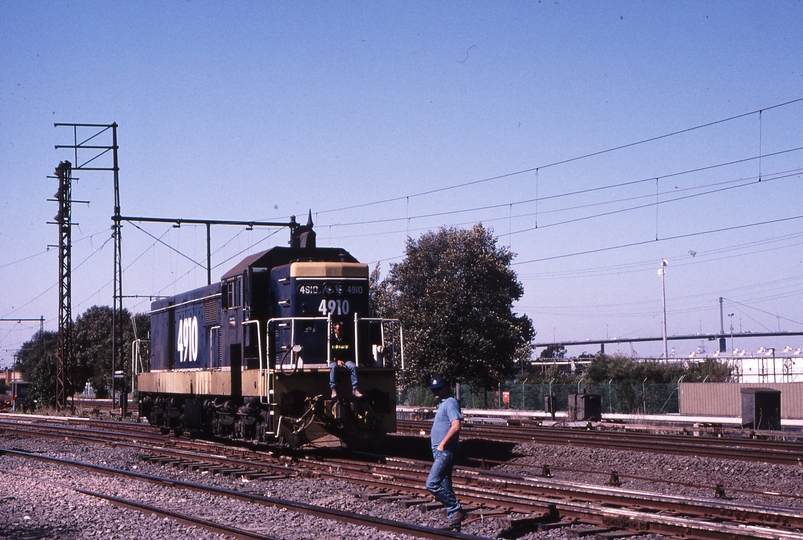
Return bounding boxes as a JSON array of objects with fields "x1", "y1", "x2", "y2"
[{"x1": 429, "y1": 376, "x2": 447, "y2": 390}]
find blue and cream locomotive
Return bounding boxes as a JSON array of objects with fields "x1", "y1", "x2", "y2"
[{"x1": 137, "y1": 216, "x2": 403, "y2": 448}]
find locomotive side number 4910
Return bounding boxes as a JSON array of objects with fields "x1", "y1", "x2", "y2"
[{"x1": 177, "y1": 315, "x2": 199, "y2": 363}]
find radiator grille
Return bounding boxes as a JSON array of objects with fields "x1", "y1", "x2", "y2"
[{"x1": 204, "y1": 298, "x2": 218, "y2": 324}]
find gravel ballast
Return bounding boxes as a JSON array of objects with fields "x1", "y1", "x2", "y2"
[{"x1": 2, "y1": 431, "x2": 801, "y2": 539}]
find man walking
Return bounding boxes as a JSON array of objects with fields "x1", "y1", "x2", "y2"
[{"x1": 426, "y1": 376, "x2": 467, "y2": 529}]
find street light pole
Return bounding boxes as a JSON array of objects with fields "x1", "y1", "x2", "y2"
[
  {"x1": 659, "y1": 259, "x2": 669, "y2": 361},
  {"x1": 769, "y1": 347, "x2": 776, "y2": 383},
  {"x1": 521, "y1": 378, "x2": 528, "y2": 410}
]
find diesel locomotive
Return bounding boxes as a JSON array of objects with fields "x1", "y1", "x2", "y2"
[{"x1": 137, "y1": 215, "x2": 403, "y2": 448}]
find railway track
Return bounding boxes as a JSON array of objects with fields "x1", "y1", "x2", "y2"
[
  {"x1": 397, "y1": 419, "x2": 803, "y2": 466},
  {"x1": 289, "y1": 452, "x2": 803, "y2": 538},
  {"x1": 1, "y1": 448, "x2": 481, "y2": 540},
  {"x1": 3, "y1": 415, "x2": 803, "y2": 538}
]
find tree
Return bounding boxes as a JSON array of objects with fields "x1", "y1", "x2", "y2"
[
  {"x1": 15, "y1": 330, "x2": 59, "y2": 408},
  {"x1": 73, "y1": 306, "x2": 115, "y2": 398},
  {"x1": 539, "y1": 344, "x2": 567, "y2": 360},
  {"x1": 369, "y1": 263, "x2": 394, "y2": 318},
  {"x1": 73, "y1": 306, "x2": 150, "y2": 398},
  {"x1": 13, "y1": 307, "x2": 150, "y2": 406},
  {"x1": 381, "y1": 224, "x2": 534, "y2": 390}
]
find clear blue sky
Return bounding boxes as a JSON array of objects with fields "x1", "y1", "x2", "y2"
[{"x1": 2, "y1": 1, "x2": 802, "y2": 367}]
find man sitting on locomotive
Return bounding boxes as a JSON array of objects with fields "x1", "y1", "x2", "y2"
[{"x1": 329, "y1": 320, "x2": 362, "y2": 399}]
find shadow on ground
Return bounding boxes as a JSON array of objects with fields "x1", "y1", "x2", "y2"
[{"x1": 373, "y1": 433, "x2": 520, "y2": 464}]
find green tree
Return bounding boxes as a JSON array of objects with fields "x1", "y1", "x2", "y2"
[
  {"x1": 685, "y1": 358, "x2": 732, "y2": 382},
  {"x1": 539, "y1": 344, "x2": 567, "y2": 360},
  {"x1": 586, "y1": 354, "x2": 681, "y2": 383},
  {"x1": 585, "y1": 354, "x2": 730, "y2": 384},
  {"x1": 15, "y1": 330, "x2": 59, "y2": 408},
  {"x1": 13, "y1": 308, "x2": 150, "y2": 405},
  {"x1": 73, "y1": 306, "x2": 150, "y2": 398},
  {"x1": 584, "y1": 354, "x2": 731, "y2": 413},
  {"x1": 381, "y1": 224, "x2": 534, "y2": 390},
  {"x1": 369, "y1": 263, "x2": 395, "y2": 318},
  {"x1": 74, "y1": 306, "x2": 115, "y2": 398}
]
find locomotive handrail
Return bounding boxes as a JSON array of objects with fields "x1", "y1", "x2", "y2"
[
  {"x1": 259, "y1": 317, "x2": 327, "y2": 402},
  {"x1": 345, "y1": 314, "x2": 405, "y2": 369},
  {"x1": 241, "y1": 319, "x2": 263, "y2": 398},
  {"x1": 266, "y1": 315, "x2": 331, "y2": 361},
  {"x1": 131, "y1": 338, "x2": 150, "y2": 396},
  {"x1": 266, "y1": 315, "x2": 404, "y2": 370},
  {"x1": 353, "y1": 316, "x2": 405, "y2": 371}
]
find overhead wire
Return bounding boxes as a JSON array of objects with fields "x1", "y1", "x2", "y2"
[
  {"x1": 127, "y1": 220, "x2": 205, "y2": 269},
  {"x1": 314, "y1": 96, "x2": 803, "y2": 216},
  {"x1": 513, "y1": 213, "x2": 803, "y2": 265},
  {"x1": 0, "y1": 227, "x2": 111, "y2": 271},
  {"x1": 520, "y1": 230, "x2": 803, "y2": 280},
  {"x1": 314, "y1": 148, "x2": 802, "y2": 230},
  {"x1": 15, "y1": 98, "x2": 803, "y2": 337},
  {"x1": 109, "y1": 97, "x2": 803, "y2": 294}
]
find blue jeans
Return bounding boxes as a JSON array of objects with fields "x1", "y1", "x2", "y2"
[
  {"x1": 329, "y1": 360, "x2": 358, "y2": 389},
  {"x1": 426, "y1": 447, "x2": 462, "y2": 518}
]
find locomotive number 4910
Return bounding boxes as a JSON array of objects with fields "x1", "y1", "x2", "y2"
[
  {"x1": 177, "y1": 315, "x2": 199, "y2": 363},
  {"x1": 318, "y1": 299, "x2": 350, "y2": 316}
]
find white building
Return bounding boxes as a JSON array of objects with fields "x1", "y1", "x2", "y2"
[{"x1": 715, "y1": 347, "x2": 803, "y2": 383}]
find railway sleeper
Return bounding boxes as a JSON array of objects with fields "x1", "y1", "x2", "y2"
[
  {"x1": 367, "y1": 494, "x2": 410, "y2": 502},
  {"x1": 565, "y1": 526, "x2": 617, "y2": 538},
  {"x1": 584, "y1": 530, "x2": 634, "y2": 539},
  {"x1": 467, "y1": 477, "x2": 507, "y2": 490},
  {"x1": 718, "y1": 507, "x2": 791, "y2": 526},
  {"x1": 354, "y1": 490, "x2": 393, "y2": 501},
  {"x1": 241, "y1": 472, "x2": 289, "y2": 480},
  {"x1": 421, "y1": 501, "x2": 445, "y2": 512},
  {"x1": 601, "y1": 515, "x2": 653, "y2": 532},
  {"x1": 498, "y1": 504, "x2": 563, "y2": 539},
  {"x1": 393, "y1": 497, "x2": 430, "y2": 508}
]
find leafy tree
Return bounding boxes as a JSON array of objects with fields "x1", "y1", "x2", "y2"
[
  {"x1": 15, "y1": 330, "x2": 59, "y2": 408},
  {"x1": 369, "y1": 263, "x2": 395, "y2": 317},
  {"x1": 73, "y1": 306, "x2": 149, "y2": 398},
  {"x1": 539, "y1": 344, "x2": 567, "y2": 359},
  {"x1": 74, "y1": 306, "x2": 115, "y2": 398},
  {"x1": 685, "y1": 358, "x2": 732, "y2": 382},
  {"x1": 523, "y1": 362, "x2": 575, "y2": 384},
  {"x1": 13, "y1": 306, "x2": 150, "y2": 406},
  {"x1": 380, "y1": 224, "x2": 534, "y2": 390},
  {"x1": 586, "y1": 354, "x2": 685, "y2": 384},
  {"x1": 585, "y1": 354, "x2": 731, "y2": 384}
]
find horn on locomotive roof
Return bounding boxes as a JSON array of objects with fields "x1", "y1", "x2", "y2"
[{"x1": 290, "y1": 209, "x2": 316, "y2": 249}]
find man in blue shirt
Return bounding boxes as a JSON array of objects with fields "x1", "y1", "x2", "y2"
[{"x1": 426, "y1": 376, "x2": 467, "y2": 529}]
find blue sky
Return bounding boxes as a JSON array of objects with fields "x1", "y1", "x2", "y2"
[{"x1": 2, "y1": 1, "x2": 802, "y2": 367}]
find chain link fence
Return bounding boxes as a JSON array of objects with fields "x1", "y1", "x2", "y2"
[{"x1": 399, "y1": 381, "x2": 680, "y2": 415}]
